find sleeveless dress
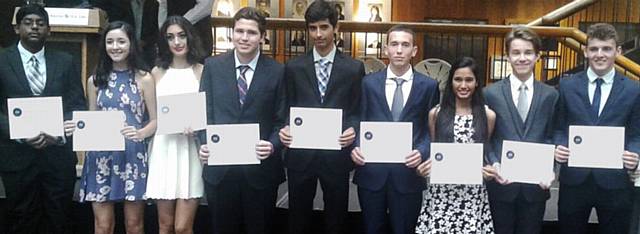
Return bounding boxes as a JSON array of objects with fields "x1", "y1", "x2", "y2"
[
  {"x1": 146, "y1": 67, "x2": 204, "y2": 200},
  {"x1": 79, "y1": 70, "x2": 149, "y2": 202},
  {"x1": 415, "y1": 115, "x2": 494, "y2": 234}
]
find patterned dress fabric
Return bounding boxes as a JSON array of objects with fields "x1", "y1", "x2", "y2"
[
  {"x1": 146, "y1": 67, "x2": 204, "y2": 200},
  {"x1": 79, "y1": 70, "x2": 149, "y2": 202},
  {"x1": 415, "y1": 115, "x2": 494, "y2": 234}
]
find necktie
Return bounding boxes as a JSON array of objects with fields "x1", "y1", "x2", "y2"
[
  {"x1": 591, "y1": 78, "x2": 604, "y2": 118},
  {"x1": 237, "y1": 65, "x2": 250, "y2": 106},
  {"x1": 27, "y1": 56, "x2": 45, "y2": 95},
  {"x1": 391, "y1": 78, "x2": 405, "y2": 121},
  {"x1": 516, "y1": 83, "x2": 528, "y2": 123},
  {"x1": 317, "y1": 58, "x2": 330, "y2": 103}
]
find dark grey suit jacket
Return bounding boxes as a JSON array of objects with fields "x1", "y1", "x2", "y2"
[
  {"x1": 283, "y1": 51, "x2": 365, "y2": 174},
  {"x1": 484, "y1": 78, "x2": 558, "y2": 202},
  {"x1": 199, "y1": 51, "x2": 287, "y2": 189},
  {"x1": 0, "y1": 45, "x2": 87, "y2": 172}
]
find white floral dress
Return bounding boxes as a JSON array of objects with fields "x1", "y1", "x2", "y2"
[
  {"x1": 79, "y1": 70, "x2": 148, "y2": 202},
  {"x1": 415, "y1": 115, "x2": 494, "y2": 234}
]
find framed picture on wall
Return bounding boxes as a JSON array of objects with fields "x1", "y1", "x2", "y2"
[
  {"x1": 211, "y1": 0, "x2": 242, "y2": 54},
  {"x1": 355, "y1": 0, "x2": 391, "y2": 58},
  {"x1": 492, "y1": 56, "x2": 512, "y2": 80}
]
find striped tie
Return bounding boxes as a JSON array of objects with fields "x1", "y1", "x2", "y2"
[
  {"x1": 237, "y1": 65, "x2": 250, "y2": 106},
  {"x1": 317, "y1": 58, "x2": 330, "y2": 103},
  {"x1": 27, "y1": 56, "x2": 45, "y2": 95}
]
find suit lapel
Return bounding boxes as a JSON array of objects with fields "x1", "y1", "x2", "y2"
[
  {"x1": 523, "y1": 81, "x2": 543, "y2": 136},
  {"x1": 500, "y1": 79, "x2": 525, "y2": 137},
  {"x1": 575, "y1": 74, "x2": 596, "y2": 124},
  {"x1": 598, "y1": 74, "x2": 625, "y2": 123},
  {"x1": 242, "y1": 55, "x2": 266, "y2": 109},
  {"x1": 399, "y1": 72, "x2": 422, "y2": 121},
  {"x1": 222, "y1": 52, "x2": 242, "y2": 114},
  {"x1": 42, "y1": 50, "x2": 58, "y2": 94},
  {"x1": 374, "y1": 73, "x2": 393, "y2": 120},
  {"x1": 6, "y1": 47, "x2": 32, "y2": 94},
  {"x1": 302, "y1": 52, "x2": 322, "y2": 103}
]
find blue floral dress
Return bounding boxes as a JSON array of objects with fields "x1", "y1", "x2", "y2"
[{"x1": 79, "y1": 70, "x2": 149, "y2": 202}]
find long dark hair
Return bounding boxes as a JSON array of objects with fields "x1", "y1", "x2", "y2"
[
  {"x1": 435, "y1": 57, "x2": 488, "y2": 143},
  {"x1": 157, "y1": 16, "x2": 204, "y2": 69},
  {"x1": 93, "y1": 21, "x2": 148, "y2": 88}
]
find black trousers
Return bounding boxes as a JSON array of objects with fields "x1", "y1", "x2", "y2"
[
  {"x1": 287, "y1": 163, "x2": 350, "y2": 234},
  {"x1": 489, "y1": 191, "x2": 546, "y2": 234},
  {"x1": 0, "y1": 158, "x2": 75, "y2": 234},
  {"x1": 558, "y1": 174, "x2": 632, "y2": 234},
  {"x1": 357, "y1": 183, "x2": 422, "y2": 234},
  {"x1": 205, "y1": 168, "x2": 278, "y2": 234}
]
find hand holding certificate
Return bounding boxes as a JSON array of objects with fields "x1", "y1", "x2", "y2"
[
  {"x1": 289, "y1": 107, "x2": 342, "y2": 150},
  {"x1": 156, "y1": 92, "x2": 207, "y2": 135},
  {"x1": 568, "y1": 125, "x2": 624, "y2": 169},
  {"x1": 8, "y1": 97, "x2": 64, "y2": 139},
  {"x1": 359, "y1": 122, "x2": 412, "y2": 163},
  {"x1": 72, "y1": 111, "x2": 125, "y2": 151},
  {"x1": 430, "y1": 143, "x2": 483, "y2": 185},
  {"x1": 206, "y1": 124, "x2": 260, "y2": 165},
  {"x1": 499, "y1": 140, "x2": 555, "y2": 185}
]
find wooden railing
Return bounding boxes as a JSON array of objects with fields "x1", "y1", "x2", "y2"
[{"x1": 210, "y1": 16, "x2": 640, "y2": 81}]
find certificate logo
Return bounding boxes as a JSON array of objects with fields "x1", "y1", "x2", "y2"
[
  {"x1": 161, "y1": 106, "x2": 170, "y2": 113},
  {"x1": 364, "y1": 131, "x2": 373, "y2": 140},
  {"x1": 294, "y1": 117, "x2": 303, "y2": 126},
  {"x1": 506, "y1": 150, "x2": 515, "y2": 159},
  {"x1": 573, "y1": 136, "x2": 582, "y2": 144},
  {"x1": 211, "y1": 134, "x2": 220, "y2": 143},
  {"x1": 12, "y1": 108, "x2": 22, "y2": 117},
  {"x1": 434, "y1": 153, "x2": 443, "y2": 161},
  {"x1": 77, "y1": 121, "x2": 86, "y2": 129}
]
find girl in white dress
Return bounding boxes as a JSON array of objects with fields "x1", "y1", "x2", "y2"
[{"x1": 147, "y1": 16, "x2": 206, "y2": 234}]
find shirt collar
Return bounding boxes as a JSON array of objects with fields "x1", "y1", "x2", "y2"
[
  {"x1": 587, "y1": 67, "x2": 615, "y2": 84},
  {"x1": 313, "y1": 46, "x2": 336, "y2": 64},
  {"x1": 509, "y1": 73, "x2": 534, "y2": 91},
  {"x1": 234, "y1": 50, "x2": 260, "y2": 71},
  {"x1": 386, "y1": 66, "x2": 414, "y2": 81},
  {"x1": 17, "y1": 41, "x2": 45, "y2": 64}
]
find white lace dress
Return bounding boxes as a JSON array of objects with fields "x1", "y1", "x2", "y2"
[
  {"x1": 415, "y1": 115, "x2": 494, "y2": 234},
  {"x1": 146, "y1": 67, "x2": 204, "y2": 199}
]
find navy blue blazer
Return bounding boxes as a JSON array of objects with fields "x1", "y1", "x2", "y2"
[
  {"x1": 553, "y1": 71, "x2": 640, "y2": 189},
  {"x1": 352, "y1": 69, "x2": 439, "y2": 194},
  {"x1": 199, "y1": 51, "x2": 287, "y2": 189}
]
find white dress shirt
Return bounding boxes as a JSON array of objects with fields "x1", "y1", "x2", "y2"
[
  {"x1": 313, "y1": 46, "x2": 336, "y2": 79},
  {"x1": 587, "y1": 67, "x2": 615, "y2": 116},
  {"x1": 234, "y1": 50, "x2": 260, "y2": 89},
  {"x1": 385, "y1": 67, "x2": 414, "y2": 110},
  {"x1": 509, "y1": 74, "x2": 534, "y2": 111}
]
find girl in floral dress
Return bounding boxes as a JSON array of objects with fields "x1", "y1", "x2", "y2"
[
  {"x1": 72, "y1": 21, "x2": 157, "y2": 234},
  {"x1": 415, "y1": 57, "x2": 499, "y2": 234}
]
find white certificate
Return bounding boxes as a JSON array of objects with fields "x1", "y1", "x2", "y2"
[
  {"x1": 568, "y1": 125, "x2": 624, "y2": 169},
  {"x1": 73, "y1": 111, "x2": 125, "y2": 151},
  {"x1": 156, "y1": 92, "x2": 207, "y2": 135},
  {"x1": 206, "y1": 124, "x2": 260, "y2": 165},
  {"x1": 500, "y1": 140, "x2": 555, "y2": 185},
  {"x1": 430, "y1": 143, "x2": 483, "y2": 185},
  {"x1": 360, "y1": 122, "x2": 412, "y2": 163},
  {"x1": 8, "y1": 96, "x2": 63, "y2": 139},
  {"x1": 289, "y1": 107, "x2": 342, "y2": 150}
]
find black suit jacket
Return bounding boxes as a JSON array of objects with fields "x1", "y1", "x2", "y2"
[
  {"x1": 0, "y1": 45, "x2": 87, "y2": 172},
  {"x1": 283, "y1": 51, "x2": 365, "y2": 174},
  {"x1": 484, "y1": 78, "x2": 558, "y2": 202},
  {"x1": 199, "y1": 51, "x2": 286, "y2": 189}
]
